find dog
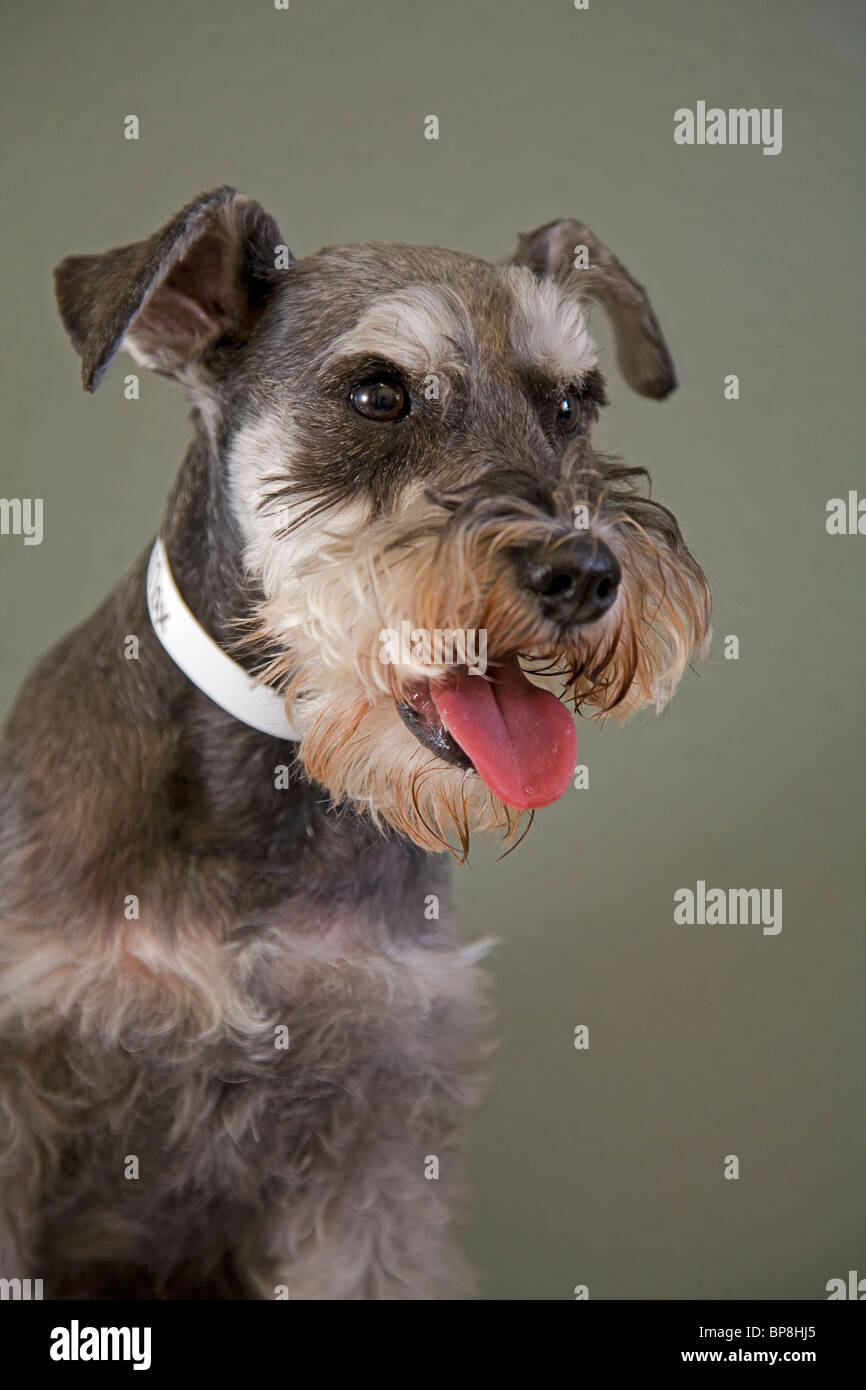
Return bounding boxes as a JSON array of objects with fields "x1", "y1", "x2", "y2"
[{"x1": 0, "y1": 188, "x2": 710, "y2": 1299}]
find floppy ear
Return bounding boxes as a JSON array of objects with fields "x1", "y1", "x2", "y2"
[
  {"x1": 54, "y1": 186, "x2": 286, "y2": 391},
  {"x1": 510, "y1": 218, "x2": 677, "y2": 399}
]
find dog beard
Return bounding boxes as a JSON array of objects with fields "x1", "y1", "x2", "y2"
[{"x1": 247, "y1": 450, "x2": 711, "y2": 855}]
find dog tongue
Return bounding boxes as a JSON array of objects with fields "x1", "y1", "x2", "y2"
[{"x1": 429, "y1": 655, "x2": 577, "y2": 809}]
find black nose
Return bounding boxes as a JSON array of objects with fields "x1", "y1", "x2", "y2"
[{"x1": 515, "y1": 537, "x2": 621, "y2": 627}]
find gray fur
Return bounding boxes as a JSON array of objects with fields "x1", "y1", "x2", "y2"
[{"x1": 0, "y1": 190, "x2": 707, "y2": 1298}]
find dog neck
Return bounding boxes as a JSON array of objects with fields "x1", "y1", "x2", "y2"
[
  {"x1": 146, "y1": 536, "x2": 299, "y2": 742},
  {"x1": 147, "y1": 432, "x2": 297, "y2": 739}
]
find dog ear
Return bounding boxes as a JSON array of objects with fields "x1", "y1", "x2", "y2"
[
  {"x1": 510, "y1": 218, "x2": 677, "y2": 399},
  {"x1": 54, "y1": 187, "x2": 287, "y2": 392}
]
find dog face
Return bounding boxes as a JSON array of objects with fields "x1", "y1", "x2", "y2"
[{"x1": 55, "y1": 188, "x2": 710, "y2": 854}]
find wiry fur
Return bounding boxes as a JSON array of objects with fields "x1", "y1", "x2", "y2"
[
  {"x1": 0, "y1": 189, "x2": 709, "y2": 1298},
  {"x1": 251, "y1": 446, "x2": 709, "y2": 853}
]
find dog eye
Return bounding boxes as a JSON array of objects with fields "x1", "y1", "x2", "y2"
[
  {"x1": 350, "y1": 376, "x2": 409, "y2": 421},
  {"x1": 555, "y1": 394, "x2": 581, "y2": 435}
]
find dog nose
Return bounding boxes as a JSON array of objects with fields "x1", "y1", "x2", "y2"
[{"x1": 515, "y1": 537, "x2": 621, "y2": 626}]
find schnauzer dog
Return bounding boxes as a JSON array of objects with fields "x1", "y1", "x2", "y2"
[{"x1": 0, "y1": 188, "x2": 710, "y2": 1299}]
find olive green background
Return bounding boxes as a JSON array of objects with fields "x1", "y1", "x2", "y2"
[{"x1": 1, "y1": 0, "x2": 863, "y2": 1299}]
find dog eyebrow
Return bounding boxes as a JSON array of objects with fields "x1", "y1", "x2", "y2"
[
  {"x1": 519, "y1": 363, "x2": 609, "y2": 409},
  {"x1": 568, "y1": 366, "x2": 608, "y2": 407},
  {"x1": 319, "y1": 284, "x2": 475, "y2": 377},
  {"x1": 506, "y1": 265, "x2": 598, "y2": 382}
]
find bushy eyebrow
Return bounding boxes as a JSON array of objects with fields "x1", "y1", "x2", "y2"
[
  {"x1": 316, "y1": 351, "x2": 421, "y2": 388},
  {"x1": 318, "y1": 285, "x2": 476, "y2": 379},
  {"x1": 573, "y1": 367, "x2": 608, "y2": 407},
  {"x1": 505, "y1": 264, "x2": 599, "y2": 380},
  {"x1": 518, "y1": 364, "x2": 608, "y2": 408}
]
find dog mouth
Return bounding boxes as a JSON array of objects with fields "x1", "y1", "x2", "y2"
[{"x1": 396, "y1": 653, "x2": 577, "y2": 810}]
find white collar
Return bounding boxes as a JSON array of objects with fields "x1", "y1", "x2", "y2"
[{"x1": 146, "y1": 537, "x2": 300, "y2": 742}]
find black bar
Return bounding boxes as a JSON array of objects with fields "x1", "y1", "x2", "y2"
[{"x1": 1, "y1": 1299, "x2": 860, "y2": 1375}]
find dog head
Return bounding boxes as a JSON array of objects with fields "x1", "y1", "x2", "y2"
[{"x1": 55, "y1": 188, "x2": 710, "y2": 854}]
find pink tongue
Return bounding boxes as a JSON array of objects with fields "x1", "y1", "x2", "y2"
[{"x1": 429, "y1": 655, "x2": 577, "y2": 810}]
